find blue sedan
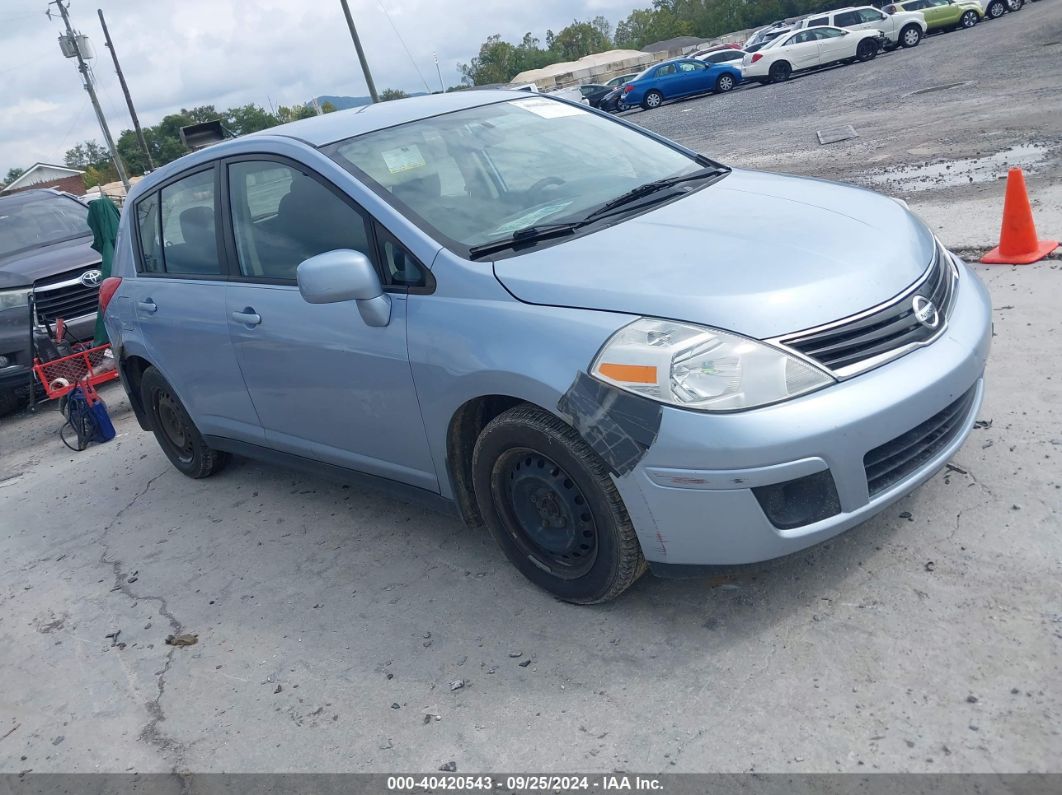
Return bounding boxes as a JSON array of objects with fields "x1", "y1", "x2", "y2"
[{"x1": 621, "y1": 58, "x2": 742, "y2": 110}]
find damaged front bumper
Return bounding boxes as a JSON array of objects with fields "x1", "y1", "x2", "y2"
[{"x1": 615, "y1": 257, "x2": 992, "y2": 569}]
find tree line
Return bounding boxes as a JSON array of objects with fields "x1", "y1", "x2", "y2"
[{"x1": 459, "y1": 0, "x2": 850, "y2": 85}]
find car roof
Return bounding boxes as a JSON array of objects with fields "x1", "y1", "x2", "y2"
[
  {"x1": 0, "y1": 188, "x2": 75, "y2": 206},
  {"x1": 253, "y1": 89, "x2": 523, "y2": 147}
]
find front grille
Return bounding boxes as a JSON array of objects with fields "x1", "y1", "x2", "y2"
[
  {"x1": 863, "y1": 386, "x2": 977, "y2": 497},
  {"x1": 779, "y1": 246, "x2": 956, "y2": 377},
  {"x1": 33, "y1": 266, "x2": 101, "y2": 326}
]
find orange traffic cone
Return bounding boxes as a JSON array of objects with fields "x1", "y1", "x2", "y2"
[{"x1": 981, "y1": 168, "x2": 1058, "y2": 264}]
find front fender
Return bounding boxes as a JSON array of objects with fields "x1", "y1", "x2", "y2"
[{"x1": 406, "y1": 253, "x2": 635, "y2": 499}]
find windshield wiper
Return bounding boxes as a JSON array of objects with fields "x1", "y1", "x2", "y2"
[
  {"x1": 580, "y1": 165, "x2": 728, "y2": 223},
  {"x1": 467, "y1": 222, "x2": 582, "y2": 259},
  {"x1": 465, "y1": 165, "x2": 728, "y2": 260}
]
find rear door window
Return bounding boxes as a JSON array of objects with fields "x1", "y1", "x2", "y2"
[
  {"x1": 135, "y1": 192, "x2": 163, "y2": 273},
  {"x1": 834, "y1": 10, "x2": 862, "y2": 26},
  {"x1": 137, "y1": 168, "x2": 222, "y2": 277},
  {"x1": 808, "y1": 15, "x2": 830, "y2": 26}
]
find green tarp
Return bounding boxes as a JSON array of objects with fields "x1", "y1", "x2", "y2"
[{"x1": 87, "y1": 197, "x2": 121, "y2": 346}]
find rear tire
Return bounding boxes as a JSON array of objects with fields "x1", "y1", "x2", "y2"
[
  {"x1": 140, "y1": 366, "x2": 229, "y2": 479},
  {"x1": 715, "y1": 73, "x2": 735, "y2": 93},
  {"x1": 1006, "y1": 0, "x2": 1023, "y2": 9},
  {"x1": 960, "y1": 10, "x2": 979, "y2": 27},
  {"x1": 472, "y1": 405, "x2": 646, "y2": 604},
  {"x1": 642, "y1": 90, "x2": 663, "y2": 110},
  {"x1": 856, "y1": 39, "x2": 879, "y2": 62},
  {"x1": 768, "y1": 61, "x2": 792, "y2": 83},
  {"x1": 986, "y1": 0, "x2": 1006, "y2": 17},
  {"x1": 900, "y1": 24, "x2": 923, "y2": 47}
]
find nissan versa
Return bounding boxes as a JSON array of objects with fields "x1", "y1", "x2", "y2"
[{"x1": 102, "y1": 91, "x2": 991, "y2": 603}]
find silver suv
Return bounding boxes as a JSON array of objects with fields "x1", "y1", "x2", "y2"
[{"x1": 103, "y1": 92, "x2": 991, "y2": 603}]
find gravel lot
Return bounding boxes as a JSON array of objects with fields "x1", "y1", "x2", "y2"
[{"x1": 1, "y1": 4, "x2": 1060, "y2": 776}]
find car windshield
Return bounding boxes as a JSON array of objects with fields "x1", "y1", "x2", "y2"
[
  {"x1": 0, "y1": 194, "x2": 89, "y2": 258},
  {"x1": 325, "y1": 98, "x2": 704, "y2": 251}
]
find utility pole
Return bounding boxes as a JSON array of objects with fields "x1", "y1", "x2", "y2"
[
  {"x1": 433, "y1": 52, "x2": 444, "y2": 93},
  {"x1": 98, "y1": 8, "x2": 153, "y2": 170},
  {"x1": 51, "y1": 0, "x2": 129, "y2": 189},
  {"x1": 338, "y1": 0, "x2": 379, "y2": 103}
]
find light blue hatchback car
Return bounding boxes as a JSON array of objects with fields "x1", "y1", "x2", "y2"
[{"x1": 103, "y1": 91, "x2": 991, "y2": 603}]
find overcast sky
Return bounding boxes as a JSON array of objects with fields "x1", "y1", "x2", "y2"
[{"x1": 1, "y1": 0, "x2": 641, "y2": 175}]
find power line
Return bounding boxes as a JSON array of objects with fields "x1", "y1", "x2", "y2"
[{"x1": 374, "y1": 0, "x2": 431, "y2": 94}]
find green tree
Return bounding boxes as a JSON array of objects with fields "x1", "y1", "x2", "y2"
[
  {"x1": 64, "y1": 140, "x2": 111, "y2": 170},
  {"x1": 378, "y1": 88, "x2": 409, "y2": 102},
  {"x1": 548, "y1": 19, "x2": 613, "y2": 61},
  {"x1": 224, "y1": 103, "x2": 279, "y2": 136},
  {"x1": 4, "y1": 167, "x2": 25, "y2": 185}
]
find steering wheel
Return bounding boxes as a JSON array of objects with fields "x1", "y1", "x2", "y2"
[{"x1": 526, "y1": 176, "x2": 566, "y2": 202}]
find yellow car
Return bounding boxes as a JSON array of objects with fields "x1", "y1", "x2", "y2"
[{"x1": 884, "y1": 0, "x2": 984, "y2": 31}]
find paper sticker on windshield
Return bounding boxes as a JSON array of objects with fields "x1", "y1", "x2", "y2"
[
  {"x1": 511, "y1": 97, "x2": 584, "y2": 118},
  {"x1": 381, "y1": 144, "x2": 427, "y2": 174}
]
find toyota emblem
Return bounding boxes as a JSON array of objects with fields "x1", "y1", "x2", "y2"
[
  {"x1": 80, "y1": 269, "x2": 103, "y2": 288},
  {"x1": 912, "y1": 295, "x2": 939, "y2": 329}
]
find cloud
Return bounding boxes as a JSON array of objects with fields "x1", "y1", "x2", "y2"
[{"x1": 0, "y1": 0, "x2": 640, "y2": 173}]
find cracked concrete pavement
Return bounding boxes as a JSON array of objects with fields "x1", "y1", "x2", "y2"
[
  {"x1": 1, "y1": 257, "x2": 1059, "y2": 774},
  {"x1": 1, "y1": 5, "x2": 1061, "y2": 774}
]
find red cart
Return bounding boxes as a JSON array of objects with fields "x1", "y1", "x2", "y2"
[{"x1": 32, "y1": 342, "x2": 119, "y2": 401}]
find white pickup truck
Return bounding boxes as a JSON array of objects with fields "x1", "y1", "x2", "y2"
[{"x1": 796, "y1": 5, "x2": 928, "y2": 49}]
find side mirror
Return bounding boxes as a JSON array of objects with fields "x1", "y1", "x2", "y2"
[{"x1": 297, "y1": 249, "x2": 391, "y2": 327}]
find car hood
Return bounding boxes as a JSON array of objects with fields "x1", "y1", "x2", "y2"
[
  {"x1": 492, "y1": 168, "x2": 936, "y2": 340},
  {"x1": 0, "y1": 235, "x2": 98, "y2": 290}
]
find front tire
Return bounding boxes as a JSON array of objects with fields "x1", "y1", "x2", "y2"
[
  {"x1": 472, "y1": 405, "x2": 646, "y2": 604},
  {"x1": 140, "y1": 366, "x2": 229, "y2": 478},
  {"x1": 715, "y1": 73, "x2": 735, "y2": 93},
  {"x1": 900, "y1": 24, "x2": 923, "y2": 47},
  {"x1": 986, "y1": 0, "x2": 1006, "y2": 17},
  {"x1": 768, "y1": 61, "x2": 792, "y2": 83},
  {"x1": 856, "y1": 39, "x2": 879, "y2": 62},
  {"x1": 642, "y1": 90, "x2": 663, "y2": 110},
  {"x1": 960, "y1": 10, "x2": 979, "y2": 27}
]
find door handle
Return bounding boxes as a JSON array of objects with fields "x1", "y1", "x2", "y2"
[
  {"x1": 137, "y1": 300, "x2": 158, "y2": 313},
  {"x1": 231, "y1": 309, "x2": 262, "y2": 327}
]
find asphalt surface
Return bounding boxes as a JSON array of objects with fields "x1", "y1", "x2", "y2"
[
  {"x1": 626, "y1": 2, "x2": 1062, "y2": 213},
  {"x1": 1, "y1": 3, "x2": 1060, "y2": 777}
]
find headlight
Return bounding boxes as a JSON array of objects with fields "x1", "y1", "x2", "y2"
[
  {"x1": 0, "y1": 288, "x2": 31, "y2": 311},
  {"x1": 591, "y1": 318, "x2": 835, "y2": 412}
]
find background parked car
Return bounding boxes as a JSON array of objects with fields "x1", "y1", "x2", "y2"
[
  {"x1": 695, "y1": 48, "x2": 749, "y2": 64},
  {"x1": 883, "y1": 0, "x2": 983, "y2": 31},
  {"x1": 0, "y1": 189, "x2": 100, "y2": 416},
  {"x1": 742, "y1": 25, "x2": 884, "y2": 84},
  {"x1": 745, "y1": 21, "x2": 799, "y2": 52},
  {"x1": 799, "y1": 4, "x2": 928, "y2": 48},
  {"x1": 604, "y1": 72, "x2": 640, "y2": 88},
  {"x1": 577, "y1": 84, "x2": 615, "y2": 108},
  {"x1": 622, "y1": 58, "x2": 742, "y2": 110},
  {"x1": 979, "y1": 0, "x2": 1023, "y2": 18}
]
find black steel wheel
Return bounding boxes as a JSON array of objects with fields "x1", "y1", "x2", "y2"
[
  {"x1": 140, "y1": 366, "x2": 228, "y2": 478},
  {"x1": 856, "y1": 39, "x2": 879, "y2": 62},
  {"x1": 493, "y1": 448, "x2": 599, "y2": 578},
  {"x1": 472, "y1": 404, "x2": 646, "y2": 603},
  {"x1": 768, "y1": 61, "x2": 792, "y2": 83}
]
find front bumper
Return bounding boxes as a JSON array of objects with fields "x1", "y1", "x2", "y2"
[{"x1": 616, "y1": 255, "x2": 992, "y2": 566}]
